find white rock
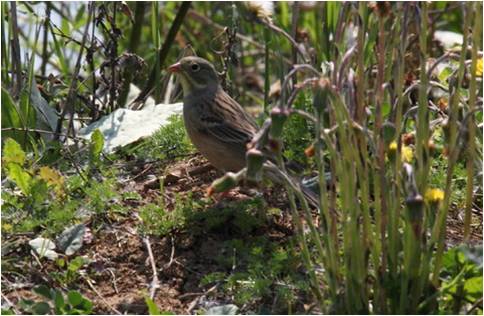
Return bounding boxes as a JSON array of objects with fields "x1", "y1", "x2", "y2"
[
  {"x1": 434, "y1": 30, "x2": 463, "y2": 49},
  {"x1": 78, "y1": 102, "x2": 183, "y2": 153}
]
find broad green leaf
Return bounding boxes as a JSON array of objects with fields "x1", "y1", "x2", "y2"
[
  {"x1": 67, "y1": 291, "x2": 83, "y2": 307},
  {"x1": 382, "y1": 121, "x2": 397, "y2": 145},
  {"x1": 67, "y1": 256, "x2": 87, "y2": 272},
  {"x1": 33, "y1": 285, "x2": 53, "y2": 300},
  {"x1": 2, "y1": 138, "x2": 25, "y2": 165},
  {"x1": 464, "y1": 276, "x2": 483, "y2": 298},
  {"x1": 438, "y1": 66, "x2": 452, "y2": 83},
  {"x1": 53, "y1": 289, "x2": 65, "y2": 310},
  {"x1": 32, "y1": 302, "x2": 50, "y2": 315},
  {"x1": 6, "y1": 163, "x2": 32, "y2": 195},
  {"x1": 79, "y1": 298, "x2": 93, "y2": 313}
]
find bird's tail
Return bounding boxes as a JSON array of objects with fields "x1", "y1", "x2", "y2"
[{"x1": 264, "y1": 161, "x2": 327, "y2": 209}]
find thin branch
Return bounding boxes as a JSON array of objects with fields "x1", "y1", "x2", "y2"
[
  {"x1": 83, "y1": 276, "x2": 122, "y2": 314},
  {"x1": 54, "y1": 3, "x2": 93, "y2": 141},
  {"x1": 131, "y1": 2, "x2": 191, "y2": 109},
  {"x1": 187, "y1": 9, "x2": 292, "y2": 65},
  {"x1": 143, "y1": 237, "x2": 161, "y2": 299}
]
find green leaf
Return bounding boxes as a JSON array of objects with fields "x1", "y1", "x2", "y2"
[
  {"x1": 382, "y1": 121, "x2": 396, "y2": 145},
  {"x1": 67, "y1": 256, "x2": 87, "y2": 272},
  {"x1": 5, "y1": 163, "x2": 32, "y2": 195},
  {"x1": 33, "y1": 285, "x2": 53, "y2": 300},
  {"x1": 74, "y1": 5, "x2": 85, "y2": 29},
  {"x1": 1, "y1": 87, "x2": 22, "y2": 134},
  {"x1": 382, "y1": 102, "x2": 392, "y2": 118},
  {"x1": 49, "y1": 25, "x2": 69, "y2": 75},
  {"x1": 2, "y1": 138, "x2": 26, "y2": 165},
  {"x1": 18, "y1": 299, "x2": 35, "y2": 311},
  {"x1": 90, "y1": 129, "x2": 104, "y2": 161},
  {"x1": 78, "y1": 298, "x2": 93, "y2": 313},
  {"x1": 438, "y1": 66, "x2": 452, "y2": 83},
  {"x1": 67, "y1": 291, "x2": 83, "y2": 307},
  {"x1": 19, "y1": 83, "x2": 36, "y2": 129},
  {"x1": 145, "y1": 297, "x2": 162, "y2": 315},
  {"x1": 31, "y1": 302, "x2": 50, "y2": 315},
  {"x1": 464, "y1": 276, "x2": 483, "y2": 298},
  {"x1": 53, "y1": 289, "x2": 65, "y2": 310}
]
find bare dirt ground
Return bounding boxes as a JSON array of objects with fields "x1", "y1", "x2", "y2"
[{"x1": 2, "y1": 154, "x2": 482, "y2": 314}]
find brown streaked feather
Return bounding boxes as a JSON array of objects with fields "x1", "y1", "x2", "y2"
[{"x1": 197, "y1": 87, "x2": 258, "y2": 145}]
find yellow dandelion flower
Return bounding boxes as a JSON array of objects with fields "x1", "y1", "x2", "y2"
[
  {"x1": 425, "y1": 188, "x2": 445, "y2": 204},
  {"x1": 477, "y1": 58, "x2": 483, "y2": 77},
  {"x1": 389, "y1": 141, "x2": 398, "y2": 152},
  {"x1": 401, "y1": 145, "x2": 413, "y2": 163}
]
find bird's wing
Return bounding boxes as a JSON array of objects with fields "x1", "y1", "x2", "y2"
[{"x1": 197, "y1": 89, "x2": 258, "y2": 144}]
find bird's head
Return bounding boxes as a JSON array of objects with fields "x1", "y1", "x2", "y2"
[{"x1": 168, "y1": 57, "x2": 219, "y2": 96}]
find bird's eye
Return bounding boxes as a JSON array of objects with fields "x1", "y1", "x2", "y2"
[{"x1": 191, "y1": 63, "x2": 200, "y2": 72}]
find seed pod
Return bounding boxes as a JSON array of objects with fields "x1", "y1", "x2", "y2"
[
  {"x1": 405, "y1": 194, "x2": 424, "y2": 223},
  {"x1": 312, "y1": 77, "x2": 330, "y2": 112},
  {"x1": 207, "y1": 172, "x2": 238, "y2": 196},
  {"x1": 269, "y1": 107, "x2": 289, "y2": 140},
  {"x1": 246, "y1": 148, "x2": 265, "y2": 183}
]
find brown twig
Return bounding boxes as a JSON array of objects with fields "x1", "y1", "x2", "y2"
[
  {"x1": 143, "y1": 237, "x2": 160, "y2": 299},
  {"x1": 467, "y1": 296, "x2": 483, "y2": 315},
  {"x1": 187, "y1": 9, "x2": 293, "y2": 65},
  {"x1": 1, "y1": 292, "x2": 20, "y2": 315},
  {"x1": 83, "y1": 276, "x2": 122, "y2": 314}
]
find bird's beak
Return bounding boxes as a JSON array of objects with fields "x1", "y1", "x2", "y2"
[{"x1": 168, "y1": 62, "x2": 181, "y2": 73}]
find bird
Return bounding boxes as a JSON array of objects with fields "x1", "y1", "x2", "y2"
[
  {"x1": 168, "y1": 56, "x2": 319, "y2": 207},
  {"x1": 168, "y1": 56, "x2": 258, "y2": 172}
]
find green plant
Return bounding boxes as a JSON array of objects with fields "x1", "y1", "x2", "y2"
[
  {"x1": 17, "y1": 285, "x2": 93, "y2": 315},
  {"x1": 200, "y1": 237, "x2": 310, "y2": 314},
  {"x1": 134, "y1": 115, "x2": 194, "y2": 161},
  {"x1": 1, "y1": 137, "x2": 123, "y2": 235},
  {"x1": 206, "y1": 2, "x2": 483, "y2": 314},
  {"x1": 51, "y1": 256, "x2": 88, "y2": 286}
]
